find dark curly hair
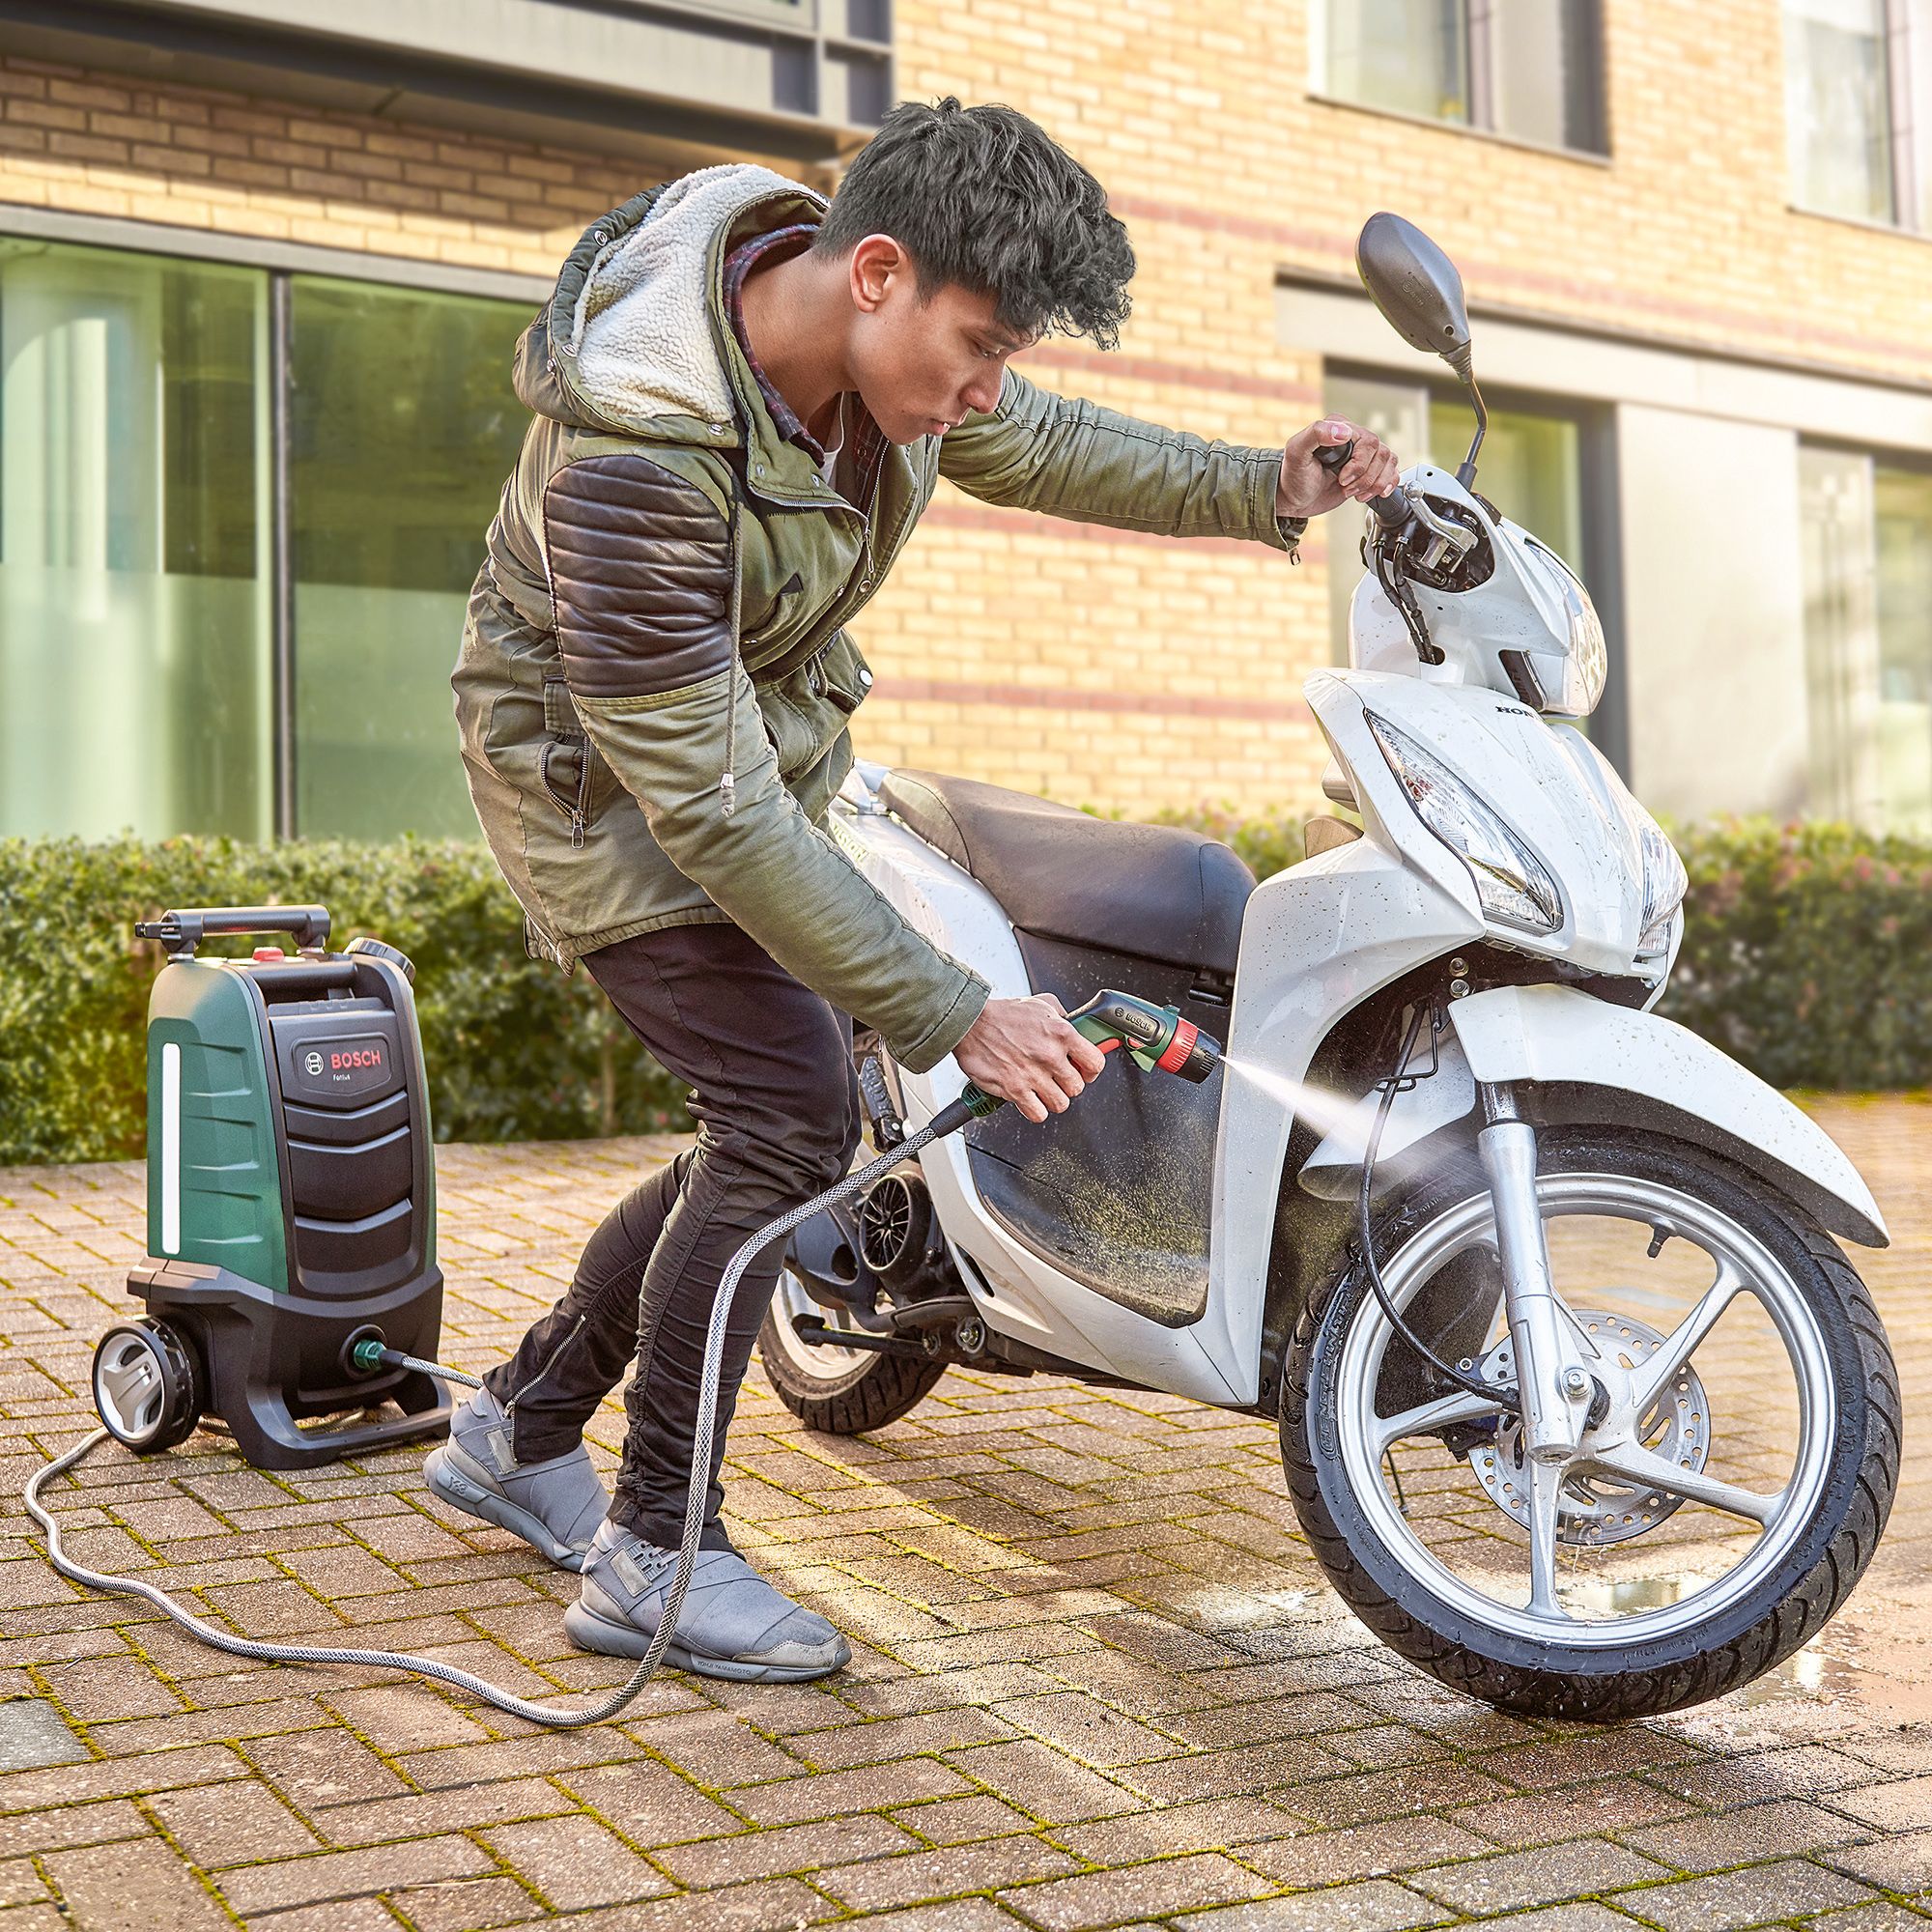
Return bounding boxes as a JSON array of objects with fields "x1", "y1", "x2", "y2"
[{"x1": 814, "y1": 98, "x2": 1134, "y2": 351}]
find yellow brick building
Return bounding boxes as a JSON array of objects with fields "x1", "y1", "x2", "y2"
[{"x1": 1, "y1": 3, "x2": 1929, "y2": 840}]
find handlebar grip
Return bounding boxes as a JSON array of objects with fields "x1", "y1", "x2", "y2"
[{"x1": 1316, "y1": 438, "x2": 1412, "y2": 530}]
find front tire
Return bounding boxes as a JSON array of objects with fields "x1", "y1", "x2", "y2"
[
  {"x1": 1282, "y1": 1128, "x2": 1899, "y2": 1720},
  {"x1": 758, "y1": 1268, "x2": 947, "y2": 1435}
]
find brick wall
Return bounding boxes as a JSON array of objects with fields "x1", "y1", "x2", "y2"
[{"x1": 3, "y1": 2, "x2": 1930, "y2": 817}]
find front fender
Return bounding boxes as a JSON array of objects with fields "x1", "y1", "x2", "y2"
[{"x1": 1450, "y1": 984, "x2": 1888, "y2": 1248}]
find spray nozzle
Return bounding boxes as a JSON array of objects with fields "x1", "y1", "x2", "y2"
[{"x1": 939, "y1": 989, "x2": 1224, "y2": 1133}]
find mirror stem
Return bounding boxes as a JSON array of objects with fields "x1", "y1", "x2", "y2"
[{"x1": 1455, "y1": 364, "x2": 1489, "y2": 489}]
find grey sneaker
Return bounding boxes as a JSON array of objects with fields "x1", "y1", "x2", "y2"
[
  {"x1": 423, "y1": 1387, "x2": 609, "y2": 1572},
  {"x1": 563, "y1": 1520, "x2": 851, "y2": 1683}
]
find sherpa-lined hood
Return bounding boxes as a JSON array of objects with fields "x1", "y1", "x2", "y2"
[{"x1": 512, "y1": 164, "x2": 826, "y2": 445}]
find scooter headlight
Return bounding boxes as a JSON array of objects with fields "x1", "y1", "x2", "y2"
[
  {"x1": 1368, "y1": 715, "x2": 1563, "y2": 933},
  {"x1": 1635, "y1": 813, "x2": 1687, "y2": 954}
]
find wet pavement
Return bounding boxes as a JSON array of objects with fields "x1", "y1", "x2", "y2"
[{"x1": 1, "y1": 1095, "x2": 1931, "y2": 1927}]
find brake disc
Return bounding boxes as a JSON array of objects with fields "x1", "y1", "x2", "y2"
[{"x1": 1466, "y1": 1311, "x2": 1711, "y2": 1546}]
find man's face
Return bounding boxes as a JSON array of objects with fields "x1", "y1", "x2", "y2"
[{"x1": 843, "y1": 235, "x2": 1033, "y2": 444}]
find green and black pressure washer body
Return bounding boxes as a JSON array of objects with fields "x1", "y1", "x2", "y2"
[{"x1": 106, "y1": 905, "x2": 451, "y2": 1470}]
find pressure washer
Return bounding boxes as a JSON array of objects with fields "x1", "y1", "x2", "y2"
[{"x1": 27, "y1": 913, "x2": 1222, "y2": 1728}]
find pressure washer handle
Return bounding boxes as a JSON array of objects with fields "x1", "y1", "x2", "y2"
[
  {"x1": 134, "y1": 905, "x2": 331, "y2": 958},
  {"x1": 1315, "y1": 438, "x2": 1413, "y2": 531}
]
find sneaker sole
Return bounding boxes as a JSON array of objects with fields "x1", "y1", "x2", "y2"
[
  {"x1": 560, "y1": 1599, "x2": 850, "y2": 1683},
  {"x1": 423, "y1": 1445, "x2": 587, "y2": 1574}
]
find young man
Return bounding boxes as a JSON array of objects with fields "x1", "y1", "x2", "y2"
[{"x1": 440, "y1": 99, "x2": 1398, "y2": 1682}]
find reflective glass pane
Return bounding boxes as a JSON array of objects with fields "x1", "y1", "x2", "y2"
[
  {"x1": 291, "y1": 277, "x2": 529, "y2": 839},
  {"x1": 1489, "y1": 0, "x2": 1605, "y2": 151},
  {"x1": 1785, "y1": 0, "x2": 1896, "y2": 224},
  {"x1": 1874, "y1": 463, "x2": 1932, "y2": 831},
  {"x1": 1431, "y1": 398, "x2": 1581, "y2": 567},
  {"x1": 1327, "y1": 0, "x2": 1472, "y2": 124},
  {"x1": 0, "y1": 240, "x2": 270, "y2": 839},
  {"x1": 1799, "y1": 443, "x2": 1882, "y2": 822}
]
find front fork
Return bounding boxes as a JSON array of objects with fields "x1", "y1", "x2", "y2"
[{"x1": 1476, "y1": 1084, "x2": 1597, "y2": 1461}]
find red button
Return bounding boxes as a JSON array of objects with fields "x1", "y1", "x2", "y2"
[{"x1": 252, "y1": 947, "x2": 285, "y2": 962}]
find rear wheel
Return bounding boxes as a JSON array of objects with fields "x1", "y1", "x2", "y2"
[
  {"x1": 1281, "y1": 1128, "x2": 1899, "y2": 1720},
  {"x1": 757, "y1": 1267, "x2": 947, "y2": 1435},
  {"x1": 93, "y1": 1319, "x2": 204, "y2": 1454}
]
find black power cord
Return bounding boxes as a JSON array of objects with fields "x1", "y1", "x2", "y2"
[{"x1": 1358, "y1": 1002, "x2": 1522, "y2": 1414}]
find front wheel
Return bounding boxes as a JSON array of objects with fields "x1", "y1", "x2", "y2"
[{"x1": 1282, "y1": 1128, "x2": 1899, "y2": 1720}]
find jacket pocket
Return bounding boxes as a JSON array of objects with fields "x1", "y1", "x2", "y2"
[
  {"x1": 539, "y1": 672, "x2": 609, "y2": 847},
  {"x1": 755, "y1": 632, "x2": 875, "y2": 779},
  {"x1": 816, "y1": 630, "x2": 876, "y2": 715}
]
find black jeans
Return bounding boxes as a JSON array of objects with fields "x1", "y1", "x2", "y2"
[{"x1": 482, "y1": 922, "x2": 860, "y2": 1550}]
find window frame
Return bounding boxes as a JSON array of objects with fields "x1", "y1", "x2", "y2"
[
  {"x1": 0, "y1": 215, "x2": 540, "y2": 841},
  {"x1": 1308, "y1": 0, "x2": 1612, "y2": 162},
  {"x1": 1784, "y1": 0, "x2": 1932, "y2": 236}
]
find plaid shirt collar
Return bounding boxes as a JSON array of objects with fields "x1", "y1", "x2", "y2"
[
  {"x1": 723, "y1": 221, "x2": 891, "y2": 503},
  {"x1": 723, "y1": 222, "x2": 828, "y2": 464}
]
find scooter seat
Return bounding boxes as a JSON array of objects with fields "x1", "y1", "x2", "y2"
[{"x1": 876, "y1": 770, "x2": 1255, "y2": 979}]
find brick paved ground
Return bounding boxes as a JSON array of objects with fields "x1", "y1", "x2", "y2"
[{"x1": 4, "y1": 1098, "x2": 1932, "y2": 1928}]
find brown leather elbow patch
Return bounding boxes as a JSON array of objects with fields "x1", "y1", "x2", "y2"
[{"x1": 544, "y1": 454, "x2": 733, "y2": 697}]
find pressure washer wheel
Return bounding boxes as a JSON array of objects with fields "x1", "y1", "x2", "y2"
[{"x1": 92, "y1": 1320, "x2": 204, "y2": 1454}]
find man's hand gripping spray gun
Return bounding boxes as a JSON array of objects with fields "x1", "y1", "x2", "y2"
[
  {"x1": 931, "y1": 987, "x2": 1224, "y2": 1132},
  {"x1": 29, "y1": 991, "x2": 1225, "y2": 1733}
]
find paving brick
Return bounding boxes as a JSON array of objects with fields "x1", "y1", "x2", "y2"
[
  {"x1": 1621, "y1": 1796, "x2": 1873, "y2": 1869},
  {"x1": 383, "y1": 1875, "x2": 545, "y2": 1931},
  {"x1": 819, "y1": 1831, "x2": 1082, "y2": 1910},
  {"x1": 216, "y1": 1835, "x2": 496, "y2": 1914},
  {"x1": 146, "y1": 1778, "x2": 321, "y2": 1864},
  {"x1": 1411, "y1": 1839, "x2": 1673, "y2": 1914},
  {"x1": 946, "y1": 1737, "x2": 1148, "y2": 1823},
  {"x1": 998, "y1": 1851, "x2": 1275, "y2": 1929},
  {"x1": 1246, "y1": 1815, "x2": 1493, "y2": 1886},
  {"x1": 482, "y1": 1812, "x2": 672, "y2": 1909},
  {"x1": 44, "y1": 1837, "x2": 231, "y2": 1930},
  {"x1": 1172, "y1": 1887, "x2": 1447, "y2": 1932},
  {"x1": 1612, "y1": 1858, "x2": 1878, "y2": 1931}
]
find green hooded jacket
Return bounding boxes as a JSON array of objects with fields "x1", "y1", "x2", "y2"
[{"x1": 452, "y1": 163, "x2": 1299, "y2": 1073}]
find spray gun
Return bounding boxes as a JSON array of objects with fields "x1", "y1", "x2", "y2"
[{"x1": 930, "y1": 988, "x2": 1223, "y2": 1133}]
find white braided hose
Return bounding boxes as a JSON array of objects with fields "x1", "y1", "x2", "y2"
[{"x1": 25, "y1": 1122, "x2": 944, "y2": 1728}]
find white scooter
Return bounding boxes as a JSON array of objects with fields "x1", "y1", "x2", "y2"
[{"x1": 760, "y1": 214, "x2": 1897, "y2": 1720}]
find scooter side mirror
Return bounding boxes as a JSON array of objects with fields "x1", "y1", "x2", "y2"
[{"x1": 1356, "y1": 212, "x2": 1474, "y2": 381}]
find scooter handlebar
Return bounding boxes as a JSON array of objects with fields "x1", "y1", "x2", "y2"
[{"x1": 1314, "y1": 438, "x2": 1412, "y2": 530}]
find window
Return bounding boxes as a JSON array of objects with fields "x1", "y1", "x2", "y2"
[
  {"x1": 1785, "y1": 0, "x2": 1932, "y2": 228},
  {"x1": 1322, "y1": 372, "x2": 1589, "y2": 668},
  {"x1": 1316, "y1": 0, "x2": 1608, "y2": 155},
  {"x1": 0, "y1": 241, "x2": 271, "y2": 840},
  {"x1": 0, "y1": 236, "x2": 528, "y2": 842},
  {"x1": 1801, "y1": 443, "x2": 1932, "y2": 831},
  {"x1": 291, "y1": 280, "x2": 527, "y2": 841}
]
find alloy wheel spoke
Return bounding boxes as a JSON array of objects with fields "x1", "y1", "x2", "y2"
[
  {"x1": 1374, "y1": 1387, "x2": 1510, "y2": 1456},
  {"x1": 1582, "y1": 1438, "x2": 1784, "y2": 1526},
  {"x1": 1523, "y1": 1458, "x2": 1569, "y2": 1619},
  {"x1": 1626, "y1": 1258, "x2": 1748, "y2": 1417}
]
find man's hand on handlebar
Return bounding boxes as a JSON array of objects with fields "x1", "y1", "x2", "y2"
[
  {"x1": 954, "y1": 994, "x2": 1110, "y2": 1125},
  {"x1": 1277, "y1": 416, "x2": 1403, "y2": 520}
]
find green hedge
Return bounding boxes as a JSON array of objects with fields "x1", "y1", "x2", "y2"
[
  {"x1": 1157, "y1": 807, "x2": 1932, "y2": 1094},
  {"x1": 0, "y1": 837, "x2": 687, "y2": 1167},
  {"x1": 5, "y1": 814, "x2": 1928, "y2": 1165}
]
